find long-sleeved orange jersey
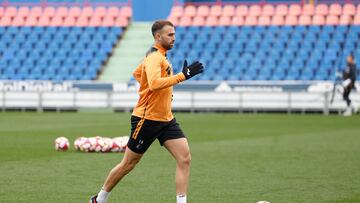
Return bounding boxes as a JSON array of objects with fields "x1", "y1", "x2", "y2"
[{"x1": 132, "y1": 44, "x2": 186, "y2": 121}]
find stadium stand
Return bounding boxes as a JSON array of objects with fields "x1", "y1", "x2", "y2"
[
  {"x1": 0, "y1": 5, "x2": 131, "y2": 81},
  {"x1": 167, "y1": 3, "x2": 360, "y2": 81}
]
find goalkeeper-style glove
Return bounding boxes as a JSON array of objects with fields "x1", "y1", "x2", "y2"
[{"x1": 182, "y1": 60, "x2": 204, "y2": 80}]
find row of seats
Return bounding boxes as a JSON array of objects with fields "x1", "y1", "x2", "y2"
[
  {"x1": 170, "y1": 4, "x2": 360, "y2": 18},
  {"x1": 175, "y1": 15, "x2": 359, "y2": 26},
  {"x1": 167, "y1": 25, "x2": 360, "y2": 81},
  {"x1": 0, "y1": 6, "x2": 132, "y2": 18},
  {"x1": 0, "y1": 6, "x2": 131, "y2": 26},
  {"x1": 169, "y1": 4, "x2": 360, "y2": 26},
  {"x1": 0, "y1": 26, "x2": 125, "y2": 81}
]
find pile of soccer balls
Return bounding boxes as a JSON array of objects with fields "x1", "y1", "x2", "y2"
[{"x1": 54, "y1": 136, "x2": 129, "y2": 153}]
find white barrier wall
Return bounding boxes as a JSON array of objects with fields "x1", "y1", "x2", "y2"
[
  {"x1": 1, "y1": 90, "x2": 359, "y2": 113},
  {"x1": 1, "y1": 81, "x2": 359, "y2": 113}
]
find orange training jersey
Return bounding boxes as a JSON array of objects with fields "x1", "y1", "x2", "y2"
[{"x1": 132, "y1": 44, "x2": 186, "y2": 122}]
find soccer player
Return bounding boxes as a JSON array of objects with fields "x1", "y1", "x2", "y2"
[
  {"x1": 90, "y1": 20, "x2": 204, "y2": 203},
  {"x1": 342, "y1": 54, "x2": 357, "y2": 116}
]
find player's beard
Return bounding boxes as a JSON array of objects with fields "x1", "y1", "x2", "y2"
[{"x1": 162, "y1": 41, "x2": 174, "y2": 50}]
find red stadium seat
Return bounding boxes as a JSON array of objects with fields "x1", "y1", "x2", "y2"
[
  {"x1": 210, "y1": 5, "x2": 222, "y2": 17},
  {"x1": 50, "y1": 16, "x2": 64, "y2": 26},
  {"x1": 102, "y1": 16, "x2": 115, "y2": 27},
  {"x1": 262, "y1": 5, "x2": 275, "y2": 16},
  {"x1": 258, "y1": 16, "x2": 271, "y2": 25},
  {"x1": 115, "y1": 17, "x2": 128, "y2": 27},
  {"x1": 12, "y1": 16, "x2": 25, "y2": 26},
  {"x1": 205, "y1": 16, "x2": 218, "y2": 26},
  {"x1": 94, "y1": 7, "x2": 107, "y2": 18},
  {"x1": 298, "y1": 15, "x2": 312, "y2": 25},
  {"x1": 68, "y1": 7, "x2": 81, "y2": 18},
  {"x1": 223, "y1": 5, "x2": 235, "y2": 17},
  {"x1": 168, "y1": 16, "x2": 179, "y2": 25},
  {"x1": 184, "y1": 5, "x2": 196, "y2": 17},
  {"x1": 231, "y1": 16, "x2": 244, "y2": 26},
  {"x1": 30, "y1": 6, "x2": 42, "y2": 18},
  {"x1": 192, "y1": 16, "x2": 205, "y2": 26},
  {"x1": 339, "y1": 14, "x2": 352, "y2": 25},
  {"x1": 63, "y1": 17, "x2": 76, "y2": 27},
  {"x1": 89, "y1": 16, "x2": 102, "y2": 26},
  {"x1": 25, "y1": 16, "x2": 38, "y2": 26},
  {"x1": 76, "y1": 16, "x2": 89, "y2": 26},
  {"x1": 218, "y1": 16, "x2": 231, "y2": 26},
  {"x1": 275, "y1": 4, "x2": 288, "y2": 16},
  {"x1": 312, "y1": 15, "x2": 325, "y2": 25},
  {"x1": 121, "y1": 6, "x2": 132, "y2": 18},
  {"x1": 271, "y1": 16, "x2": 284, "y2": 25},
  {"x1": 288, "y1": 4, "x2": 301, "y2": 16},
  {"x1": 17, "y1": 7, "x2": 30, "y2": 18},
  {"x1": 178, "y1": 16, "x2": 192, "y2": 26},
  {"x1": 5, "y1": 6, "x2": 17, "y2": 18},
  {"x1": 169, "y1": 6, "x2": 183, "y2": 18},
  {"x1": 343, "y1": 4, "x2": 355, "y2": 16},
  {"x1": 329, "y1": 4, "x2": 342, "y2": 16},
  {"x1": 43, "y1": 7, "x2": 56, "y2": 18},
  {"x1": 0, "y1": 16, "x2": 12, "y2": 26},
  {"x1": 248, "y1": 5, "x2": 261, "y2": 17},
  {"x1": 285, "y1": 15, "x2": 297, "y2": 25},
  {"x1": 244, "y1": 16, "x2": 257, "y2": 25},
  {"x1": 315, "y1": 4, "x2": 328, "y2": 16},
  {"x1": 236, "y1": 5, "x2": 248, "y2": 17},
  {"x1": 325, "y1": 15, "x2": 339, "y2": 25},
  {"x1": 197, "y1": 5, "x2": 209, "y2": 17},
  {"x1": 81, "y1": 6, "x2": 94, "y2": 18},
  {"x1": 302, "y1": 4, "x2": 315, "y2": 16},
  {"x1": 56, "y1": 6, "x2": 68, "y2": 18},
  {"x1": 37, "y1": 16, "x2": 51, "y2": 26},
  {"x1": 354, "y1": 15, "x2": 360, "y2": 25},
  {"x1": 107, "y1": 6, "x2": 120, "y2": 18}
]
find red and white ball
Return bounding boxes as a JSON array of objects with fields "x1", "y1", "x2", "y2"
[
  {"x1": 113, "y1": 136, "x2": 129, "y2": 152},
  {"x1": 55, "y1": 137, "x2": 70, "y2": 151},
  {"x1": 74, "y1": 137, "x2": 87, "y2": 151},
  {"x1": 102, "y1": 137, "x2": 113, "y2": 152}
]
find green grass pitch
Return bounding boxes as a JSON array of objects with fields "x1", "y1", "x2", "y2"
[{"x1": 0, "y1": 112, "x2": 359, "y2": 203}]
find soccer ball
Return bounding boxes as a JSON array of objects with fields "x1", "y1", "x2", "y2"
[
  {"x1": 93, "y1": 136, "x2": 104, "y2": 152},
  {"x1": 102, "y1": 137, "x2": 113, "y2": 152},
  {"x1": 74, "y1": 137, "x2": 87, "y2": 151},
  {"x1": 55, "y1": 137, "x2": 69, "y2": 151},
  {"x1": 80, "y1": 138, "x2": 91, "y2": 152},
  {"x1": 112, "y1": 136, "x2": 129, "y2": 152}
]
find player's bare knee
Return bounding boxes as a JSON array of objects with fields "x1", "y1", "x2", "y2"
[
  {"x1": 125, "y1": 157, "x2": 140, "y2": 171},
  {"x1": 178, "y1": 152, "x2": 191, "y2": 167}
]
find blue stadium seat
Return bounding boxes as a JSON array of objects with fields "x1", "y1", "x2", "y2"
[
  {"x1": 285, "y1": 68, "x2": 299, "y2": 80},
  {"x1": 271, "y1": 68, "x2": 285, "y2": 80},
  {"x1": 300, "y1": 69, "x2": 314, "y2": 80},
  {"x1": 258, "y1": 68, "x2": 272, "y2": 80}
]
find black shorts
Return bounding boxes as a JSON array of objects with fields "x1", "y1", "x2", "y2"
[{"x1": 127, "y1": 116, "x2": 185, "y2": 154}]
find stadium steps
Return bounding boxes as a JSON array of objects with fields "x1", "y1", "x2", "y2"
[{"x1": 100, "y1": 22, "x2": 154, "y2": 82}]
